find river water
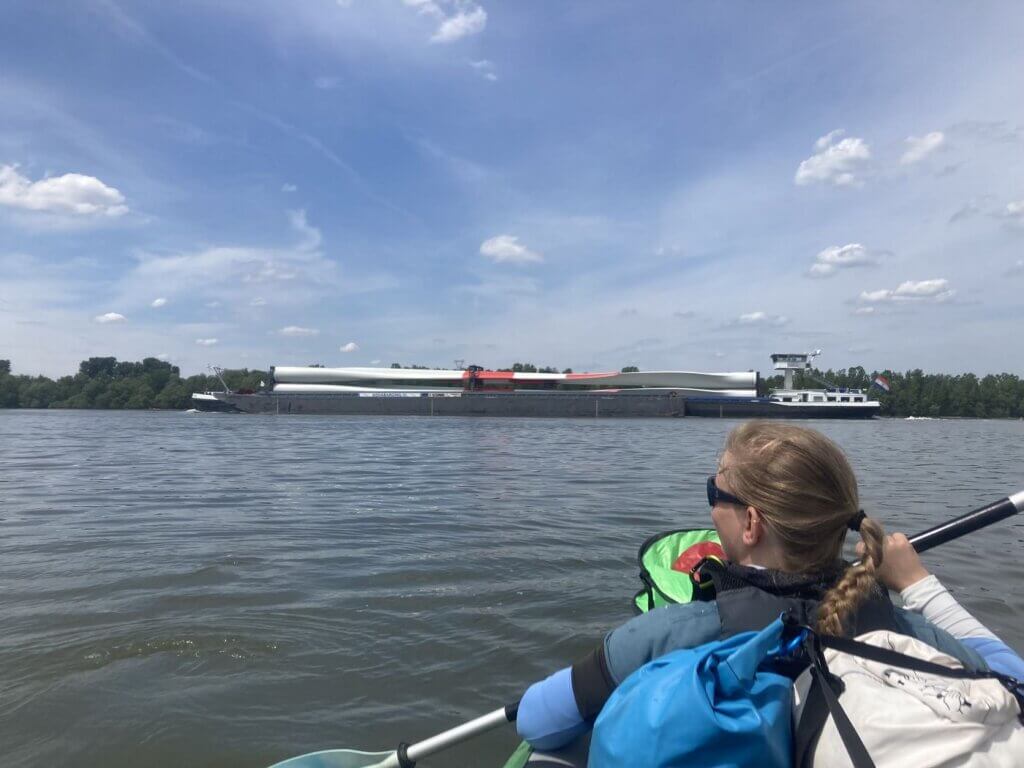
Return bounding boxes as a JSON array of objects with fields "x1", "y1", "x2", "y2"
[{"x1": 1, "y1": 411, "x2": 1022, "y2": 767}]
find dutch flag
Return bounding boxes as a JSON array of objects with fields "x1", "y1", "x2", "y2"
[{"x1": 872, "y1": 374, "x2": 891, "y2": 392}]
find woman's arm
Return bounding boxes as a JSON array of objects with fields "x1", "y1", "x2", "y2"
[
  {"x1": 517, "y1": 601, "x2": 722, "y2": 749},
  {"x1": 872, "y1": 532, "x2": 1024, "y2": 679}
]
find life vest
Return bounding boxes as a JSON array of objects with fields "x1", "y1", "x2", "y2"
[{"x1": 696, "y1": 558, "x2": 902, "y2": 639}]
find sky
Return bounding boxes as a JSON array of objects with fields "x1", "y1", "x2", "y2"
[{"x1": 2, "y1": 1, "x2": 1023, "y2": 378}]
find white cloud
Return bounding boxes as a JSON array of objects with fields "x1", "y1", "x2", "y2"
[
  {"x1": 794, "y1": 130, "x2": 871, "y2": 186},
  {"x1": 854, "y1": 306, "x2": 876, "y2": 315},
  {"x1": 807, "y1": 243, "x2": 876, "y2": 278},
  {"x1": 470, "y1": 59, "x2": 497, "y2": 81},
  {"x1": 859, "y1": 279, "x2": 955, "y2": 303},
  {"x1": 195, "y1": 338, "x2": 218, "y2": 346},
  {"x1": 151, "y1": 297, "x2": 167, "y2": 308},
  {"x1": 340, "y1": 341, "x2": 359, "y2": 352},
  {"x1": 901, "y1": 131, "x2": 945, "y2": 165},
  {"x1": 480, "y1": 234, "x2": 543, "y2": 264},
  {"x1": 278, "y1": 325, "x2": 319, "y2": 337},
  {"x1": 94, "y1": 312, "x2": 126, "y2": 324},
  {"x1": 156, "y1": 353, "x2": 170, "y2": 360},
  {"x1": 0, "y1": 164, "x2": 128, "y2": 217},
  {"x1": 736, "y1": 311, "x2": 788, "y2": 326},
  {"x1": 281, "y1": 183, "x2": 298, "y2": 193},
  {"x1": 370, "y1": 359, "x2": 381, "y2": 365},
  {"x1": 250, "y1": 296, "x2": 267, "y2": 306},
  {"x1": 814, "y1": 129, "x2": 845, "y2": 151},
  {"x1": 859, "y1": 289, "x2": 892, "y2": 303},
  {"x1": 431, "y1": 6, "x2": 486, "y2": 43},
  {"x1": 1006, "y1": 259, "x2": 1024, "y2": 276},
  {"x1": 1006, "y1": 200, "x2": 1024, "y2": 218}
]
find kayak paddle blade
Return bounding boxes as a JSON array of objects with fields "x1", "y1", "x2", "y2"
[{"x1": 268, "y1": 748, "x2": 394, "y2": 768}]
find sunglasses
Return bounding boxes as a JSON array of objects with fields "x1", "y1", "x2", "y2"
[{"x1": 706, "y1": 475, "x2": 751, "y2": 509}]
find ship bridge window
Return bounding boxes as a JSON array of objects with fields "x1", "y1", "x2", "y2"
[
  {"x1": 813, "y1": 395, "x2": 824, "y2": 402},
  {"x1": 840, "y1": 396, "x2": 850, "y2": 402},
  {"x1": 827, "y1": 395, "x2": 836, "y2": 402}
]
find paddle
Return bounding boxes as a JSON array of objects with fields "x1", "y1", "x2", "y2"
[
  {"x1": 268, "y1": 704, "x2": 518, "y2": 768},
  {"x1": 905, "y1": 490, "x2": 1024, "y2": 554},
  {"x1": 270, "y1": 490, "x2": 1024, "y2": 768}
]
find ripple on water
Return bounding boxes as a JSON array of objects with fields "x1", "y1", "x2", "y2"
[{"x1": 0, "y1": 411, "x2": 1022, "y2": 767}]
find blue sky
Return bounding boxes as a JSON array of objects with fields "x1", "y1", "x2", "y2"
[{"x1": 2, "y1": 1, "x2": 1023, "y2": 377}]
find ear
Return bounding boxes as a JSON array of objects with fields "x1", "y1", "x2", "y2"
[{"x1": 742, "y1": 506, "x2": 764, "y2": 546}]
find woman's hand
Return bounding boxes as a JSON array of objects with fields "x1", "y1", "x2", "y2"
[{"x1": 857, "y1": 532, "x2": 931, "y2": 592}]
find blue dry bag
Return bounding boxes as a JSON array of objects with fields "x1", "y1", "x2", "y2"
[{"x1": 588, "y1": 617, "x2": 795, "y2": 768}]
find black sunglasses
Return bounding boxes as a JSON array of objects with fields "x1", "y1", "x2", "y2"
[{"x1": 707, "y1": 475, "x2": 751, "y2": 509}]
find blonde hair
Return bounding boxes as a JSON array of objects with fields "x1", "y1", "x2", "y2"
[{"x1": 722, "y1": 421, "x2": 884, "y2": 635}]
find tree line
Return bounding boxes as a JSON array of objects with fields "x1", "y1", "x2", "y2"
[
  {"x1": 763, "y1": 367, "x2": 1024, "y2": 418},
  {"x1": 0, "y1": 357, "x2": 266, "y2": 410},
  {"x1": 1, "y1": 358, "x2": 1023, "y2": 417}
]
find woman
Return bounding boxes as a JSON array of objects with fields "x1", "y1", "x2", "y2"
[{"x1": 517, "y1": 421, "x2": 1020, "y2": 753}]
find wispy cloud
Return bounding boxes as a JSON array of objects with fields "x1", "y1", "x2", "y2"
[
  {"x1": 401, "y1": 1, "x2": 487, "y2": 44},
  {"x1": 794, "y1": 129, "x2": 871, "y2": 186},
  {"x1": 469, "y1": 58, "x2": 498, "y2": 81},
  {"x1": 480, "y1": 234, "x2": 543, "y2": 264},
  {"x1": 900, "y1": 131, "x2": 944, "y2": 165},
  {"x1": 859, "y1": 279, "x2": 955, "y2": 304},
  {"x1": 949, "y1": 202, "x2": 981, "y2": 224},
  {"x1": 94, "y1": 311, "x2": 126, "y2": 324},
  {"x1": 278, "y1": 325, "x2": 319, "y2": 337},
  {"x1": 807, "y1": 243, "x2": 877, "y2": 278},
  {"x1": 195, "y1": 338, "x2": 218, "y2": 346},
  {"x1": 151, "y1": 297, "x2": 167, "y2": 308},
  {"x1": 735, "y1": 311, "x2": 788, "y2": 326},
  {"x1": 90, "y1": 0, "x2": 215, "y2": 85}
]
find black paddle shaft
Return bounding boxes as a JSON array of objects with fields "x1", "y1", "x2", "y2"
[{"x1": 908, "y1": 495, "x2": 1022, "y2": 555}]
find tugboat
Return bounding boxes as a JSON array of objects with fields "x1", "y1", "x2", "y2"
[{"x1": 682, "y1": 350, "x2": 881, "y2": 418}]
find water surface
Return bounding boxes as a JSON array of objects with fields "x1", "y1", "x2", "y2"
[{"x1": 1, "y1": 411, "x2": 1022, "y2": 767}]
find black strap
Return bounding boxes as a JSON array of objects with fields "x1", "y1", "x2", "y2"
[
  {"x1": 819, "y1": 633, "x2": 1009, "y2": 681},
  {"x1": 793, "y1": 671, "x2": 828, "y2": 768},
  {"x1": 794, "y1": 627, "x2": 1024, "y2": 768},
  {"x1": 802, "y1": 635, "x2": 875, "y2": 768},
  {"x1": 816, "y1": 632, "x2": 1024, "y2": 719}
]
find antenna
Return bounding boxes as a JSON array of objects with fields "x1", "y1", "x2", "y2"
[
  {"x1": 209, "y1": 365, "x2": 232, "y2": 393},
  {"x1": 454, "y1": 359, "x2": 466, "y2": 370}
]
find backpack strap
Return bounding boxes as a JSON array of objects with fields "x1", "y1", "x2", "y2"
[
  {"x1": 796, "y1": 632, "x2": 876, "y2": 768},
  {"x1": 793, "y1": 628, "x2": 1024, "y2": 768},
  {"x1": 817, "y1": 633, "x2": 1024, "y2": 718}
]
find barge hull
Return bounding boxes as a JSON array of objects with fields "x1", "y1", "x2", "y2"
[{"x1": 193, "y1": 392, "x2": 878, "y2": 419}]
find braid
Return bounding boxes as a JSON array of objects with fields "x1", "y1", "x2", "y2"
[{"x1": 816, "y1": 515, "x2": 885, "y2": 635}]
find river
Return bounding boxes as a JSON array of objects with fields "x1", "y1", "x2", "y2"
[{"x1": 1, "y1": 411, "x2": 1021, "y2": 767}]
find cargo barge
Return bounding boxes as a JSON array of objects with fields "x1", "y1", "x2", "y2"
[{"x1": 191, "y1": 351, "x2": 880, "y2": 419}]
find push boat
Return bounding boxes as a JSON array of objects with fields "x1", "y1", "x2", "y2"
[{"x1": 192, "y1": 351, "x2": 880, "y2": 419}]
